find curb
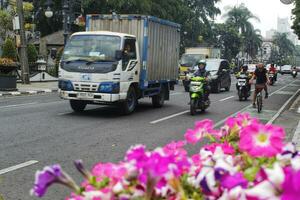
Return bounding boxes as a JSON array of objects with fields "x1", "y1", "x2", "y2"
[
  {"x1": 292, "y1": 120, "x2": 300, "y2": 148},
  {"x1": 0, "y1": 89, "x2": 58, "y2": 97}
]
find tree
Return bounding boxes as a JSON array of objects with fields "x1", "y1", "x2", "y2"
[
  {"x1": 223, "y1": 4, "x2": 262, "y2": 61},
  {"x1": 273, "y1": 32, "x2": 295, "y2": 64},
  {"x1": 1, "y1": 38, "x2": 17, "y2": 61},
  {"x1": 224, "y1": 3, "x2": 259, "y2": 35},
  {"x1": 27, "y1": 43, "x2": 38, "y2": 63},
  {"x1": 292, "y1": 0, "x2": 300, "y2": 39},
  {"x1": 0, "y1": 10, "x2": 13, "y2": 41},
  {"x1": 214, "y1": 23, "x2": 242, "y2": 61},
  {"x1": 244, "y1": 28, "x2": 262, "y2": 59}
]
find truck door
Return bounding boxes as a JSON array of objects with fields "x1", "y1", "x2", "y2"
[{"x1": 122, "y1": 38, "x2": 139, "y2": 83}]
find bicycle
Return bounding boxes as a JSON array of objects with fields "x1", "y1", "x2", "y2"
[{"x1": 255, "y1": 84, "x2": 265, "y2": 113}]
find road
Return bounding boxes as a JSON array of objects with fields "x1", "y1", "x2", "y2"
[{"x1": 0, "y1": 74, "x2": 299, "y2": 200}]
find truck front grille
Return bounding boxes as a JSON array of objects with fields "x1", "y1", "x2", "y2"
[{"x1": 74, "y1": 83, "x2": 98, "y2": 92}]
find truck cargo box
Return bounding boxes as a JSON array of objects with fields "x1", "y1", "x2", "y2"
[{"x1": 86, "y1": 14, "x2": 181, "y2": 83}]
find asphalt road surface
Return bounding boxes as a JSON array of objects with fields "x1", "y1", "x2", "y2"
[{"x1": 0, "y1": 74, "x2": 299, "y2": 200}]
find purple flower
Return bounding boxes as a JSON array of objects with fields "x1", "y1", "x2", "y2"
[
  {"x1": 221, "y1": 172, "x2": 248, "y2": 190},
  {"x1": 31, "y1": 164, "x2": 64, "y2": 197},
  {"x1": 31, "y1": 164, "x2": 80, "y2": 197}
]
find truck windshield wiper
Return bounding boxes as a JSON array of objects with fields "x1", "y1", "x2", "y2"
[
  {"x1": 86, "y1": 59, "x2": 116, "y2": 65},
  {"x1": 64, "y1": 58, "x2": 92, "y2": 64}
]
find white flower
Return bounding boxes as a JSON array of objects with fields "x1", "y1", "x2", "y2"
[
  {"x1": 264, "y1": 162, "x2": 285, "y2": 189},
  {"x1": 245, "y1": 181, "x2": 279, "y2": 200}
]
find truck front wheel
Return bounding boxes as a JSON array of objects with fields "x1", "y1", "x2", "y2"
[
  {"x1": 122, "y1": 87, "x2": 137, "y2": 114},
  {"x1": 70, "y1": 100, "x2": 87, "y2": 112}
]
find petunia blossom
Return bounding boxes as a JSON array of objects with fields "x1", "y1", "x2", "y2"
[{"x1": 239, "y1": 123, "x2": 285, "y2": 157}]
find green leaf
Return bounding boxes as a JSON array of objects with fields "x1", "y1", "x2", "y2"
[{"x1": 244, "y1": 166, "x2": 260, "y2": 182}]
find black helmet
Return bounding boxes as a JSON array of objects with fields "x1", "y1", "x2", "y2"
[{"x1": 242, "y1": 64, "x2": 248, "y2": 71}]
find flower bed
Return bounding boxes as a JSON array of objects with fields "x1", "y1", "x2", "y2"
[
  {"x1": 0, "y1": 58, "x2": 17, "y2": 91},
  {"x1": 31, "y1": 113, "x2": 300, "y2": 200}
]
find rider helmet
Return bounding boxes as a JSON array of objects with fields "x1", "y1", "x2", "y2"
[
  {"x1": 198, "y1": 60, "x2": 207, "y2": 69},
  {"x1": 242, "y1": 64, "x2": 248, "y2": 72}
]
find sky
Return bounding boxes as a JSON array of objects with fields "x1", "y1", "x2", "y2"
[{"x1": 216, "y1": 0, "x2": 294, "y2": 37}]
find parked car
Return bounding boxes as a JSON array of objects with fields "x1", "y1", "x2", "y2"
[
  {"x1": 280, "y1": 65, "x2": 292, "y2": 74},
  {"x1": 206, "y1": 59, "x2": 231, "y2": 93}
]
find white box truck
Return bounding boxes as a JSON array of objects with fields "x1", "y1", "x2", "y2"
[{"x1": 58, "y1": 15, "x2": 180, "y2": 114}]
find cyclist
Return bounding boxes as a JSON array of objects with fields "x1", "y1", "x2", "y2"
[{"x1": 250, "y1": 63, "x2": 270, "y2": 108}]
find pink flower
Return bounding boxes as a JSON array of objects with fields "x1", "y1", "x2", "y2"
[
  {"x1": 281, "y1": 167, "x2": 300, "y2": 200},
  {"x1": 203, "y1": 142, "x2": 235, "y2": 155},
  {"x1": 225, "y1": 113, "x2": 258, "y2": 130},
  {"x1": 239, "y1": 123, "x2": 285, "y2": 157},
  {"x1": 184, "y1": 119, "x2": 215, "y2": 144}
]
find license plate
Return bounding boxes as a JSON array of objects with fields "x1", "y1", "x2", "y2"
[
  {"x1": 80, "y1": 74, "x2": 92, "y2": 82},
  {"x1": 78, "y1": 92, "x2": 93, "y2": 98}
]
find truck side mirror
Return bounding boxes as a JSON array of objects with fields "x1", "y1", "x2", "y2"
[{"x1": 115, "y1": 50, "x2": 123, "y2": 60}]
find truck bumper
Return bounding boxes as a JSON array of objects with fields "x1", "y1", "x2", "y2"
[{"x1": 59, "y1": 90, "x2": 127, "y2": 103}]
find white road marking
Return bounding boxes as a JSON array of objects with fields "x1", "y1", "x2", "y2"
[
  {"x1": 219, "y1": 96, "x2": 235, "y2": 102},
  {"x1": 28, "y1": 91, "x2": 38, "y2": 94},
  {"x1": 150, "y1": 110, "x2": 189, "y2": 124},
  {"x1": 0, "y1": 102, "x2": 37, "y2": 109},
  {"x1": 0, "y1": 160, "x2": 38, "y2": 175},
  {"x1": 170, "y1": 92, "x2": 184, "y2": 96},
  {"x1": 57, "y1": 112, "x2": 73, "y2": 116},
  {"x1": 44, "y1": 89, "x2": 52, "y2": 93},
  {"x1": 267, "y1": 89, "x2": 300, "y2": 125},
  {"x1": 9, "y1": 92, "x2": 21, "y2": 95}
]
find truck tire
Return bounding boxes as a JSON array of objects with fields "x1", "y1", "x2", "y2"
[
  {"x1": 152, "y1": 87, "x2": 165, "y2": 108},
  {"x1": 122, "y1": 87, "x2": 137, "y2": 115},
  {"x1": 70, "y1": 100, "x2": 87, "y2": 112}
]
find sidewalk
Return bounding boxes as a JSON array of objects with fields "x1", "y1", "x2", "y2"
[
  {"x1": 0, "y1": 81, "x2": 58, "y2": 97},
  {"x1": 274, "y1": 91, "x2": 300, "y2": 147}
]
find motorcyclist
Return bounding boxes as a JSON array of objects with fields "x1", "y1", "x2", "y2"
[
  {"x1": 236, "y1": 64, "x2": 251, "y2": 94},
  {"x1": 193, "y1": 60, "x2": 210, "y2": 104},
  {"x1": 268, "y1": 63, "x2": 277, "y2": 81},
  {"x1": 250, "y1": 63, "x2": 270, "y2": 108}
]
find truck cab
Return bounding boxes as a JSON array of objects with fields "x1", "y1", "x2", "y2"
[{"x1": 59, "y1": 31, "x2": 141, "y2": 113}]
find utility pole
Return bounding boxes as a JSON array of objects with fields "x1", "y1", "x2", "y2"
[
  {"x1": 16, "y1": 0, "x2": 30, "y2": 84},
  {"x1": 62, "y1": 0, "x2": 70, "y2": 46}
]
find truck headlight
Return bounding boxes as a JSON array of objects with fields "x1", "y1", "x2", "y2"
[
  {"x1": 98, "y1": 82, "x2": 120, "y2": 93},
  {"x1": 211, "y1": 75, "x2": 218, "y2": 80},
  {"x1": 58, "y1": 80, "x2": 74, "y2": 91}
]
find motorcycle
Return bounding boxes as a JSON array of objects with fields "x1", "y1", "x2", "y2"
[
  {"x1": 236, "y1": 74, "x2": 250, "y2": 101},
  {"x1": 292, "y1": 69, "x2": 297, "y2": 78},
  {"x1": 189, "y1": 76, "x2": 210, "y2": 115},
  {"x1": 268, "y1": 72, "x2": 275, "y2": 85}
]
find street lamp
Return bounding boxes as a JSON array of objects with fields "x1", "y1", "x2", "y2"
[{"x1": 45, "y1": 6, "x2": 53, "y2": 18}]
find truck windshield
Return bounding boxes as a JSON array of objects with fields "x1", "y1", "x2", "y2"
[
  {"x1": 206, "y1": 61, "x2": 220, "y2": 71},
  {"x1": 62, "y1": 35, "x2": 121, "y2": 62},
  {"x1": 181, "y1": 54, "x2": 204, "y2": 66}
]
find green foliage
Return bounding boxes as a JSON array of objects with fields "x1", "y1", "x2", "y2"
[
  {"x1": 273, "y1": 32, "x2": 295, "y2": 65},
  {"x1": 34, "y1": 0, "x2": 221, "y2": 49},
  {"x1": 292, "y1": 0, "x2": 300, "y2": 40},
  {"x1": 27, "y1": 44, "x2": 38, "y2": 63},
  {"x1": 214, "y1": 23, "x2": 242, "y2": 61},
  {"x1": 2, "y1": 38, "x2": 17, "y2": 61},
  {"x1": 0, "y1": 10, "x2": 13, "y2": 41}
]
